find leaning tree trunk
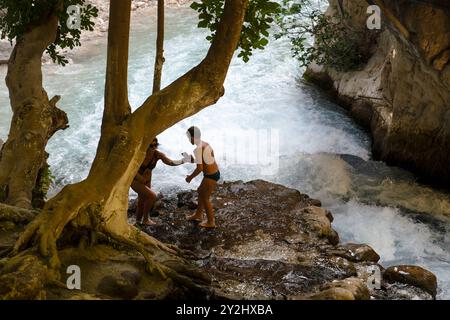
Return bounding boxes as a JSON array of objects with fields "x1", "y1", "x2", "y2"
[
  {"x1": 152, "y1": 0, "x2": 165, "y2": 93},
  {"x1": 0, "y1": 10, "x2": 68, "y2": 209},
  {"x1": 1, "y1": 0, "x2": 248, "y2": 299}
]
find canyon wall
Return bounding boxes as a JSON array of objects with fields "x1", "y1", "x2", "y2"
[{"x1": 305, "y1": 0, "x2": 450, "y2": 185}]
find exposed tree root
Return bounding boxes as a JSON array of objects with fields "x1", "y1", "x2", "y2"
[
  {"x1": 2, "y1": 166, "x2": 208, "y2": 299},
  {"x1": 105, "y1": 227, "x2": 168, "y2": 278},
  {"x1": 104, "y1": 224, "x2": 212, "y2": 296},
  {"x1": 10, "y1": 183, "x2": 92, "y2": 270},
  {"x1": 0, "y1": 251, "x2": 51, "y2": 299},
  {"x1": 1, "y1": 0, "x2": 251, "y2": 300},
  {"x1": 12, "y1": 214, "x2": 46, "y2": 255},
  {"x1": 129, "y1": 224, "x2": 197, "y2": 260},
  {"x1": 2, "y1": 223, "x2": 211, "y2": 299},
  {"x1": 0, "y1": 203, "x2": 37, "y2": 224},
  {"x1": 3, "y1": 194, "x2": 211, "y2": 299}
]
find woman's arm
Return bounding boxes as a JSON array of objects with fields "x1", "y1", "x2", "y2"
[{"x1": 158, "y1": 151, "x2": 187, "y2": 166}]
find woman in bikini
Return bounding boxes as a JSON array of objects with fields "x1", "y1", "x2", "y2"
[{"x1": 131, "y1": 137, "x2": 188, "y2": 226}]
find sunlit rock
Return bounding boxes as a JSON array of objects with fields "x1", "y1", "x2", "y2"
[
  {"x1": 384, "y1": 265, "x2": 438, "y2": 297},
  {"x1": 305, "y1": 0, "x2": 450, "y2": 185}
]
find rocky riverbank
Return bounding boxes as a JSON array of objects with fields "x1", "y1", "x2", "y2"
[
  {"x1": 0, "y1": 180, "x2": 437, "y2": 299},
  {"x1": 0, "y1": 0, "x2": 192, "y2": 64},
  {"x1": 305, "y1": 0, "x2": 450, "y2": 186}
]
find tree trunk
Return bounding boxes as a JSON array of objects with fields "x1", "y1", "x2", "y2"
[
  {"x1": 1, "y1": 0, "x2": 249, "y2": 299},
  {"x1": 153, "y1": 0, "x2": 165, "y2": 93},
  {"x1": 0, "y1": 10, "x2": 69, "y2": 209}
]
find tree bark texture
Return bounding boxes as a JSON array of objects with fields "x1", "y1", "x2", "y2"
[
  {"x1": 1, "y1": 0, "x2": 249, "y2": 299},
  {"x1": 0, "y1": 9, "x2": 69, "y2": 209},
  {"x1": 153, "y1": 0, "x2": 165, "y2": 93}
]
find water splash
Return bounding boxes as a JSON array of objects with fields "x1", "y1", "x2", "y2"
[{"x1": 329, "y1": 200, "x2": 450, "y2": 299}]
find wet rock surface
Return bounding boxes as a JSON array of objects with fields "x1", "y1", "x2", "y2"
[
  {"x1": 131, "y1": 180, "x2": 436, "y2": 300},
  {"x1": 329, "y1": 244, "x2": 380, "y2": 263},
  {"x1": 303, "y1": 277, "x2": 370, "y2": 300},
  {"x1": 0, "y1": 180, "x2": 437, "y2": 300},
  {"x1": 384, "y1": 265, "x2": 438, "y2": 298},
  {"x1": 97, "y1": 274, "x2": 140, "y2": 299}
]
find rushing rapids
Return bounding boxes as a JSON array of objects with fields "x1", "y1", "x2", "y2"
[{"x1": 0, "y1": 6, "x2": 448, "y2": 299}]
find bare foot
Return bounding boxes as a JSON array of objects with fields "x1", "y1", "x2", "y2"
[
  {"x1": 199, "y1": 221, "x2": 216, "y2": 229},
  {"x1": 141, "y1": 219, "x2": 156, "y2": 226},
  {"x1": 186, "y1": 213, "x2": 203, "y2": 222}
]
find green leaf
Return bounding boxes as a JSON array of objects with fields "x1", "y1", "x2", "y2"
[
  {"x1": 190, "y1": 0, "x2": 280, "y2": 63},
  {"x1": 259, "y1": 38, "x2": 269, "y2": 46},
  {"x1": 0, "y1": 0, "x2": 99, "y2": 66},
  {"x1": 198, "y1": 20, "x2": 208, "y2": 28}
]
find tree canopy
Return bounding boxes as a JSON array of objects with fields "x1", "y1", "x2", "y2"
[
  {"x1": 191, "y1": 0, "x2": 281, "y2": 62},
  {"x1": 0, "y1": 0, "x2": 285, "y2": 65},
  {"x1": 0, "y1": 0, "x2": 98, "y2": 65},
  {"x1": 275, "y1": 0, "x2": 373, "y2": 71}
]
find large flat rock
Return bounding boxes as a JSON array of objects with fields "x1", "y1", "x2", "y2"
[{"x1": 133, "y1": 180, "x2": 436, "y2": 300}]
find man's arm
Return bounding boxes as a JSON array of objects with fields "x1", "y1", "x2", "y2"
[
  {"x1": 186, "y1": 164, "x2": 203, "y2": 182},
  {"x1": 186, "y1": 147, "x2": 203, "y2": 183}
]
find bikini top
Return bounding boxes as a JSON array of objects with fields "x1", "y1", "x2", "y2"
[{"x1": 138, "y1": 152, "x2": 158, "y2": 174}]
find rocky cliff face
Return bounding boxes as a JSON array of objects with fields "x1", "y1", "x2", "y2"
[{"x1": 305, "y1": 0, "x2": 450, "y2": 186}]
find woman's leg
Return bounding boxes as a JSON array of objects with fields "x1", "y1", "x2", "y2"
[
  {"x1": 131, "y1": 181, "x2": 157, "y2": 225},
  {"x1": 136, "y1": 196, "x2": 145, "y2": 223},
  {"x1": 141, "y1": 189, "x2": 157, "y2": 225}
]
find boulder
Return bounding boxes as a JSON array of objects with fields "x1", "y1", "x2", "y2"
[
  {"x1": 306, "y1": 287, "x2": 356, "y2": 300},
  {"x1": 309, "y1": 198, "x2": 322, "y2": 207},
  {"x1": 121, "y1": 271, "x2": 142, "y2": 286},
  {"x1": 327, "y1": 229, "x2": 340, "y2": 246},
  {"x1": 333, "y1": 243, "x2": 380, "y2": 263},
  {"x1": 304, "y1": 277, "x2": 370, "y2": 300},
  {"x1": 300, "y1": 206, "x2": 339, "y2": 245},
  {"x1": 97, "y1": 274, "x2": 139, "y2": 299},
  {"x1": 323, "y1": 277, "x2": 370, "y2": 300},
  {"x1": 384, "y1": 265, "x2": 437, "y2": 297}
]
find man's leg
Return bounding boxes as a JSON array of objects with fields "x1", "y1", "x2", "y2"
[
  {"x1": 199, "y1": 178, "x2": 217, "y2": 228},
  {"x1": 187, "y1": 180, "x2": 205, "y2": 221}
]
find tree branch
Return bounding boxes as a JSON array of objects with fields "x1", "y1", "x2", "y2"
[
  {"x1": 103, "y1": 0, "x2": 132, "y2": 128},
  {"x1": 130, "y1": 0, "x2": 249, "y2": 143},
  {"x1": 152, "y1": 0, "x2": 165, "y2": 94}
]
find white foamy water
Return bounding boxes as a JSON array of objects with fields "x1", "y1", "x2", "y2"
[{"x1": 0, "y1": 7, "x2": 449, "y2": 299}]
